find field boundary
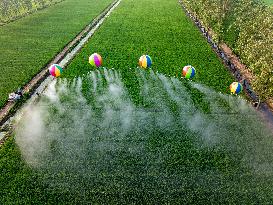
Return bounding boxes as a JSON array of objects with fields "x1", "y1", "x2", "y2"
[
  {"x1": 178, "y1": 0, "x2": 273, "y2": 129},
  {"x1": 0, "y1": 0, "x2": 121, "y2": 145}
]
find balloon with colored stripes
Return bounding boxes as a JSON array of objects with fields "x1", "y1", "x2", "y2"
[
  {"x1": 230, "y1": 82, "x2": 242, "y2": 94},
  {"x1": 139, "y1": 55, "x2": 152, "y2": 69},
  {"x1": 89, "y1": 53, "x2": 102, "y2": 67},
  {"x1": 49, "y1": 64, "x2": 63, "y2": 77},
  {"x1": 182, "y1": 65, "x2": 195, "y2": 79}
]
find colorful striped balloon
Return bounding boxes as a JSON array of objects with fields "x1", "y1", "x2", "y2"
[
  {"x1": 89, "y1": 53, "x2": 102, "y2": 67},
  {"x1": 139, "y1": 55, "x2": 152, "y2": 69},
  {"x1": 230, "y1": 82, "x2": 242, "y2": 94},
  {"x1": 182, "y1": 65, "x2": 195, "y2": 79},
  {"x1": 49, "y1": 64, "x2": 63, "y2": 77}
]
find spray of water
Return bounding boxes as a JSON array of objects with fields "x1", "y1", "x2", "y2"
[{"x1": 15, "y1": 68, "x2": 273, "y2": 195}]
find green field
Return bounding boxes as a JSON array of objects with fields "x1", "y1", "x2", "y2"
[
  {"x1": 0, "y1": 0, "x2": 113, "y2": 108},
  {"x1": 1, "y1": 0, "x2": 273, "y2": 204}
]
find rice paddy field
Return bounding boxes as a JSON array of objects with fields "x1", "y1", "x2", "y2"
[
  {"x1": 1, "y1": 0, "x2": 273, "y2": 204},
  {"x1": 0, "y1": 0, "x2": 113, "y2": 107}
]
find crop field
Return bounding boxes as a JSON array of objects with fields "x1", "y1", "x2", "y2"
[
  {"x1": 1, "y1": 0, "x2": 273, "y2": 204},
  {"x1": 0, "y1": 0, "x2": 113, "y2": 108}
]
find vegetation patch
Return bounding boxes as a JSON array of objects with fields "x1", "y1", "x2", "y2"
[{"x1": 0, "y1": 0, "x2": 63, "y2": 25}]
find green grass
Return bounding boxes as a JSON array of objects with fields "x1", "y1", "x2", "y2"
[
  {"x1": 1, "y1": 0, "x2": 273, "y2": 204},
  {"x1": 0, "y1": 0, "x2": 113, "y2": 108}
]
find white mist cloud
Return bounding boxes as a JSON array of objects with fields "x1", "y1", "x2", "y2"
[
  {"x1": 15, "y1": 105, "x2": 48, "y2": 167},
  {"x1": 14, "y1": 68, "x2": 273, "y2": 192}
]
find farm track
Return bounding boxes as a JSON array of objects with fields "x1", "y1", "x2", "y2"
[{"x1": 0, "y1": 0, "x2": 121, "y2": 144}]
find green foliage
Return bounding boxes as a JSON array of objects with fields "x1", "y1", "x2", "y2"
[
  {"x1": 183, "y1": 0, "x2": 273, "y2": 100},
  {"x1": 0, "y1": 0, "x2": 63, "y2": 24},
  {"x1": 0, "y1": 0, "x2": 62, "y2": 25},
  {"x1": 234, "y1": 0, "x2": 273, "y2": 99}
]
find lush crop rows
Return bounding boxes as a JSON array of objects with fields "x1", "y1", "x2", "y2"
[
  {"x1": 0, "y1": 0, "x2": 113, "y2": 108},
  {"x1": 1, "y1": 0, "x2": 273, "y2": 204},
  {"x1": 0, "y1": 0, "x2": 63, "y2": 24},
  {"x1": 65, "y1": 1, "x2": 234, "y2": 93}
]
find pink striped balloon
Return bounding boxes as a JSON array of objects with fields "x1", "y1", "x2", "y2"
[{"x1": 89, "y1": 53, "x2": 102, "y2": 67}]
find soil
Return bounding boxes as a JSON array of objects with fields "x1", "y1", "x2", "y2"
[{"x1": 219, "y1": 43, "x2": 254, "y2": 82}]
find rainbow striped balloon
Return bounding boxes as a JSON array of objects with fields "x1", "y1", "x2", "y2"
[
  {"x1": 49, "y1": 64, "x2": 63, "y2": 77},
  {"x1": 182, "y1": 65, "x2": 195, "y2": 79},
  {"x1": 139, "y1": 55, "x2": 152, "y2": 69},
  {"x1": 89, "y1": 53, "x2": 102, "y2": 67},
  {"x1": 230, "y1": 82, "x2": 242, "y2": 94}
]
